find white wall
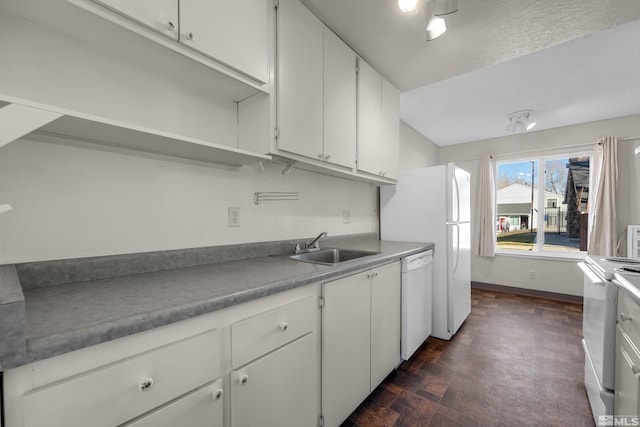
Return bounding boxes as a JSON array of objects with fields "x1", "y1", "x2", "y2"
[
  {"x1": 439, "y1": 114, "x2": 640, "y2": 296},
  {"x1": 0, "y1": 139, "x2": 376, "y2": 264},
  {"x1": 398, "y1": 121, "x2": 439, "y2": 170}
]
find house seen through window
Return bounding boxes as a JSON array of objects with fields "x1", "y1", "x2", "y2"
[{"x1": 496, "y1": 154, "x2": 590, "y2": 253}]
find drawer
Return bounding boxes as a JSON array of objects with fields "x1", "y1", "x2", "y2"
[
  {"x1": 122, "y1": 378, "x2": 224, "y2": 427},
  {"x1": 232, "y1": 296, "x2": 316, "y2": 368},
  {"x1": 615, "y1": 324, "x2": 640, "y2": 416},
  {"x1": 619, "y1": 289, "x2": 640, "y2": 345},
  {"x1": 24, "y1": 329, "x2": 221, "y2": 427}
]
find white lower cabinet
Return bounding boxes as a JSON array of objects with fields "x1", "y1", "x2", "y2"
[
  {"x1": 123, "y1": 379, "x2": 224, "y2": 427},
  {"x1": 322, "y1": 269, "x2": 371, "y2": 427},
  {"x1": 322, "y1": 261, "x2": 401, "y2": 427},
  {"x1": 615, "y1": 289, "x2": 640, "y2": 416},
  {"x1": 230, "y1": 295, "x2": 319, "y2": 427},
  {"x1": 231, "y1": 332, "x2": 318, "y2": 427},
  {"x1": 23, "y1": 330, "x2": 222, "y2": 427},
  {"x1": 615, "y1": 325, "x2": 640, "y2": 416}
]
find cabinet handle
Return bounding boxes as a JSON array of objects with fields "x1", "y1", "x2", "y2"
[
  {"x1": 187, "y1": 32, "x2": 195, "y2": 40},
  {"x1": 633, "y1": 365, "x2": 640, "y2": 375},
  {"x1": 167, "y1": 21, "x2": 175, "y2": 31},
  {"x1": 138, "y1": 378, "x2": 154, "y2": 392},
  {"x1": 374, "y1": 271, "x2": 379, "y2": 277},
  {"x1": 213, "y1": 388, "x2": 224, "y2": 400},
  {"x1": 621, "y1": 313, "x2": 633, "y2": 322},
  {"x1": 280, "y1": 322, "x2": 289, "y2": 331},
  {"x1": 324, "y1": 154, "x2": 331, "y2": 160},
  {"x1": 239, "y1": 374, "x2": 249, "y2": 385}
]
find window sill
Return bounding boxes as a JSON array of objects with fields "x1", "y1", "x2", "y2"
[{"x1": 495, "y1": 250, "x2": 587, "y2": 262}]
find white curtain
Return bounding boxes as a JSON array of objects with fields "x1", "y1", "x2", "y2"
[
  {"x1": 475, "y1": 153, "x2": 496, "y2": 257},
  {"x1": 588, "y1": 136, "x2": 618, "y2": 256}
]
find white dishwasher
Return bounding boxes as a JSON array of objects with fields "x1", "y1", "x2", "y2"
[{"x1": 401, "y1": 250, "x2": 433, "y2": 360}]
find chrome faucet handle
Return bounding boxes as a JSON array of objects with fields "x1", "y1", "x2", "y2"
[{"x1": 290, "y1": 243, "x2": 302, "y2": 254}]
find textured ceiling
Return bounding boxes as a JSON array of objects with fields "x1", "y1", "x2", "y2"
[{"x1": 301, "y1": 0, "x2": 640, "y2": 145}]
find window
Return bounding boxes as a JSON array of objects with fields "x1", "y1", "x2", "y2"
[{"x1": 495, "y1": 154, "x2": 590, "y2": 254}]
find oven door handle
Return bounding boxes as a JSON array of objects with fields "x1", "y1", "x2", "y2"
[{"x1": 578, "y1": 262, "x2": 606, "y2": 286}]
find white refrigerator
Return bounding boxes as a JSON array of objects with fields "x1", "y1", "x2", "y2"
[{"x1": 381, "y1": 163, "x2": 471, "y2": 340}]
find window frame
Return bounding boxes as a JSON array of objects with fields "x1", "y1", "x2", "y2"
[{"x1": 494, "y1": 150, "x2": 592, "y2": 259}]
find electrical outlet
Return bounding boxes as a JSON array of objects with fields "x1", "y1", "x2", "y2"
[
  {"x1": 343, "y1": 210, "x2": 351, "y2": 224},
  {"x1": 528, "y1": 270, "x2": 536, "y2": 280},
  {"x1": 228, "y1": 207, "x2": 240, "y2": 227}
]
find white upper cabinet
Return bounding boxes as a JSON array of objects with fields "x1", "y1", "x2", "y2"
[
  {"x1": 93, "y1": 0, "x2": 179, "y2": 39},
  {"x1": 180, "y1": 0, "x2": 269, "y2": 83},
  {"x1": 92, "y1": 0, "x2": 268, "y2": 84},
  {"x1": 356, "y1": 58, "x2": 382, "y2": 176},
  {"x1": 323, "y1": 28, "x2": 357, "y2": 169},
  {"x1": 380, "y1": 78, "x2": 400, "y2": 180},
  {"x1": 276, "y1": 0, "x2": 324, "y2": 160},
  {"x1": 357, "y1": 58, "x2": 400, "y2": 180},
  {"x1": 276, "y1": 0, "x2": 356, "y2": 169}
]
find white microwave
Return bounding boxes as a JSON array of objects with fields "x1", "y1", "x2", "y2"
[{"x1": 629, "y1": 225, "x2": 640, "y2": 259}]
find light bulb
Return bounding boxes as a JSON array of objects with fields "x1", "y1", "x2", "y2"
[
  {"x1": 425, "y1": 16, "x2": 446, "y2": 40},
  {"x1": 398, "y1": 0, "x2": 419, "y2": 13},
  {"x1": 526, "y1": 121, "x2": 537, "y2": 131}
]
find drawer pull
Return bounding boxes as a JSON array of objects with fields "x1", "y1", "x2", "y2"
[
  {"x1": 280, "y1": 322, "x2": 289, "y2": 331},
  {"x1": 239, "y1": 374, "x2": 249, "y2": 385},
  {"x1": 213, "y1": 389, "x2": 224, "y2": 400},
  {"x1": 621, "y1": 313, "x2": 633, "y2": 322},
  {"x1": 138, "y1": 378, "x2": 154, "y2": 392}
]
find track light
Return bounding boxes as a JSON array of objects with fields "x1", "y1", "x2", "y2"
[
  {"x1": 505, "y1": 111, "x2": 536, "y2": 133},
  {"x1": 424, "y1": 0, "x2": 458, "y2": 41},
  {"x1": 425, "y1": 16, "x2": 446, "y2": 41}
]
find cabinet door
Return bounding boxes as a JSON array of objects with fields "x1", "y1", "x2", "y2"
[
  {"x1": 370, "y1": 262, "x2": 401, "y2": 390},
  {"x1": 231, "y1": 332, "x2": 318, "y2": 427},
  {"x1": 277, "y1": 0, "x2": 323, "y2": 160},
  {"x1": 180, "y1": 0, "x2": 268, "y2": 83},
  {"x1": 322, "y1": 271, "x2": 371, "y2": 427},
  {"x1": 615, "y1": 327, "x2": 640, "y2": 416},
  {"x1": 380, "y1": 78, "x2": 400, "y2": 180},
  {"x1": 323, "y1": 28, "x2": 356, "y2": 168},
  {"x1": 356, "y1": 58, "x2": 382, "y2": 176},
  {"x1": 123, "y1": 379, "x2": 223, "y2": 427},
  {"x1": 93, "y1": 0, "x2": 178, "y2": 39}
]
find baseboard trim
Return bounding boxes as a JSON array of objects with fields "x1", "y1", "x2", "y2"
[{"x1": 471, "y1": 281, "x2": 583, "y2": 304}]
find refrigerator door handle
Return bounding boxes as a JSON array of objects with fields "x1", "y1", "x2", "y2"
[
  {"x1": 453, "y1": 223, "x2": 460, "y2": 273},
  {"x1": 452, "y1": 172, "x2": 460, "y2": 223}
]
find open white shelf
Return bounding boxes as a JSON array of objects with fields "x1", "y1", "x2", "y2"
[{"x1": 0, "y1": 96, "x2": 272, "y2": 167}]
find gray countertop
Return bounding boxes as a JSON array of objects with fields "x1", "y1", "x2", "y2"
[{"x1": 5, "y1": 239, "x2": 432, "y2": 369}]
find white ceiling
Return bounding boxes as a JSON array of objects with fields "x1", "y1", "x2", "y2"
[{"x1": 300, "y1": 0, "x2": 640, "y2": 146}]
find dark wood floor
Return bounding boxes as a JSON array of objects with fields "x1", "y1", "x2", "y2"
[{"x1": 342, "y1": 288, "x2": 595, "y2": 427}]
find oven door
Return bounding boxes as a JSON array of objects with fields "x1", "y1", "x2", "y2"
[{"x1": 579, "y1": 262, "x2": 618, "y2": 391}]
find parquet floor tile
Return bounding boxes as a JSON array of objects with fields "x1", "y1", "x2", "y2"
[{"x1": 341, "y1": 288, "x2": 594, "y2": 427}]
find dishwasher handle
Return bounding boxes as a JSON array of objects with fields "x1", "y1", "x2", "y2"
[{"x1": 402, "y1": 250, "x2": 433, "y2": 272}]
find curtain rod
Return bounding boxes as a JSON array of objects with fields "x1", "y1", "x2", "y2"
[{"x1": 464, "y1": 135, "x2": 640, "y2": 161}]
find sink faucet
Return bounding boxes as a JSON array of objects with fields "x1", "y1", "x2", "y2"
[{"x1": 307, "y1": 232, "x2": 328, "y2": 250}]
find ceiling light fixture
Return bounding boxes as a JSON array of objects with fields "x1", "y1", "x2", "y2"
[
  {"x1": 397, "y1": 0, "x2": 419, "y2": 13},
  {"x1": 424, "y1": 0, "x2": 458, "y2": 41},
  {"x1": 505, "y1": 110, "x2": 537, "y2": 133}
]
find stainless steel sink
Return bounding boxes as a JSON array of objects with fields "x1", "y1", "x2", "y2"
[{"x1": 289, "y1": 248, "x2": 380, "y2": 266}]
